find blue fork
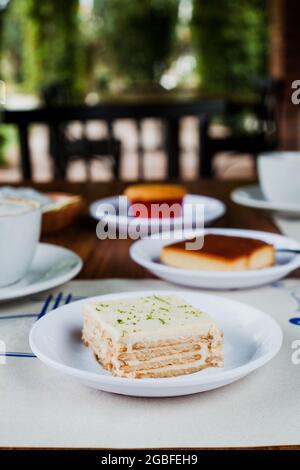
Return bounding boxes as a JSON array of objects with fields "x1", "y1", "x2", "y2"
[
  {"x1": 36, "y1": 292, "x2": 73, "y2": 321},
  {"x1": 0, "y1": 293, "x2": 74, "y2": 359}
]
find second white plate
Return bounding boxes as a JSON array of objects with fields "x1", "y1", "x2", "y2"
[
  {"x1": 29, "y1": 290, "x2": 282, "y2": 397},
  {"x1": 89, "y1": 194, "x2": 225, "y2": 236},
  {"x1": 130, "y1": 228, "x2": 300, "y2": 289}
]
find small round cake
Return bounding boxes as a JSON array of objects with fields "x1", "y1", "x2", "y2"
[{"x1": 124, "y1": 184, "x2": 187, "y2": 218}]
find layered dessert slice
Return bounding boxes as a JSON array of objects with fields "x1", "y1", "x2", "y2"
[
  {"x1": 123, "y1": 184, "x2": 187, "y2": 218},
  {"x1": 82, "y1": 294, "x2": 223, "y2": 378},
  {"x1": 161, "y1": 234, "x2": 275, "y2": 271}
]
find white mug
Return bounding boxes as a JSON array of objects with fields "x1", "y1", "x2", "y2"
[
  {"x1": 0, "y1": 198, "x2": 41, "y2": 287},
  {"x1": 258, "y1": 152, "x2": 300, "y2": 204}
]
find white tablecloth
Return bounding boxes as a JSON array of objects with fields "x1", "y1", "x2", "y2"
[{"x1": 1, "y1": 278, "x2": 300, "y2": 448}]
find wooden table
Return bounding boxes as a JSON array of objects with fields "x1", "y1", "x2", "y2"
[
  {"x1": 8, "y1": 179, "x2": 300, "y2": 450},
  {"x1": 37, "y1": 179, "x2": 285, "y2": 280}
]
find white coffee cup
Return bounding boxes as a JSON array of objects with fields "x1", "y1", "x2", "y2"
[
  {"x1": 258, "y1": 152, "x2": 300, "y2": 204},
  {"x1": 0, "y1": 197, "x2": 41, "y2": 287}
]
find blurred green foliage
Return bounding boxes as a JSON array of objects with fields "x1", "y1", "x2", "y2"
[
  {"x1": 191, "y1": 0, "x2": 268, "y2": 96},
  {"x1": 0, "y1": 0, "x2": 270, "y2": 165},
  {"x1": 0, "y1": 0, "x2": 269, "y2": 97},
  {"x1": 94, "y1": 0, "x2": 179, "y2": 85},
  {"x1": 0, "y1": 7, "x2": 4, "y2": 66},
  {"x1": 2, "y1": 0, "x2": 25, "y2": 85},
  {"x1": 21, "y1": 0, "x2": 85, "y2": 101},
  {"x1": 0, "y1": 3, "x2": 7, "y2": 165}
]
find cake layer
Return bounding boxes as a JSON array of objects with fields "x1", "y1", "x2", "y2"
[
  {"x1": 132, "y1": 363, "x2": 222, "y2": 379},
  {"x1": 94, "y1": 352, "x2": 224, "y2": 378}
]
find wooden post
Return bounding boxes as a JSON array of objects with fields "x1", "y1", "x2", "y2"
[
  {"x1": 270, "y1": 0, "x2": 300, "y2": 149},
  {"x1": 17, "y1": 123, "x2": 32, "y2": 180},
  {"x1": 166, "y1": 117, "x2": 180, "y2": 179}
]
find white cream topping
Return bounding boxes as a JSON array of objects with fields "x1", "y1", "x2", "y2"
[{"x1": 84, "y1": 295, "x2": 218, "y2": 343}]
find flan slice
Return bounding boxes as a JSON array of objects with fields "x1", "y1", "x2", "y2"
[
  {"x1": 123, "y1": 184, "x2": 187, "y2": 218},
  {"x1": 82, "y1": 294, "x2": 223, "y2": 378},
  {"x1": 161, "y1": 234, "x2": 275, "y2": 271}
]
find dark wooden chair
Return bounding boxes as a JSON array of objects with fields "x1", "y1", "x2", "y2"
[
  {"x1": 48, "y1": 120, "x2": 121, "y2": 179},
  {"x1": 43, "y1": 83, "x2": 121, "y2": 179},
  {"x1": 199, "y1": 78, "x2": 282, "y2": 177},
  {"x1": 2, "y1": 98, "x2": 225, "y2": 180},
  {"x1": 2, "y1": 77, "x2": 281, "y2": 180}
]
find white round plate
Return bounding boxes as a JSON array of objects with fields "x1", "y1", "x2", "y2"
[
  {"x1": 29, "y1": 290, "x2": 282, "y2": 397},
  {"x1": 0, "y1": 243, "x2": 82, "y2": 301},
  {"x1": 130, "y1": 228, "x2": 300, "y2": 289},
  {"x1": 231, "y1": 184, "x2": 300, "y2": 215},
  {"x1": 89, "y1": 194, "x2": 225, "y2": 235}
]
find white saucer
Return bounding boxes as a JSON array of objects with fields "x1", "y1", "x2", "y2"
[
  {"x1": 231, "y1": 184, "x2": 300, "y2": 215},
  {"x1": 89, "y1": 194, "x2": 225, "y2": 236},
  {"x1": 0, "y1": 243, "x2": 82, "y2": 302},
  {"x1": 130, "y1": 228, "x2": 300, "y2": 289},
  {"x1": 29, "y1": 289, "x2": 282, "y2": 397}
]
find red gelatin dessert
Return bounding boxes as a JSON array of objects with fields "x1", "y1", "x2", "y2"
[{"x1": 124, "y1": 184, "x2": 187, "y2": 218}]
